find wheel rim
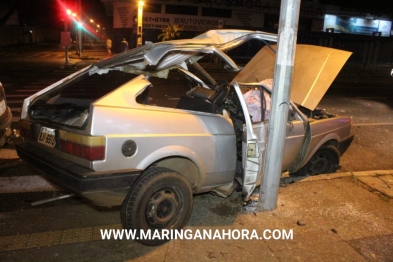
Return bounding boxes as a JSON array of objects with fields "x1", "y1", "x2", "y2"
[
  {"x1": 308, "y1": 152, "x2": 331, "y2": 174},
  {"x1": 145, "y1": 188, "x2": 181, "y2": 228}
]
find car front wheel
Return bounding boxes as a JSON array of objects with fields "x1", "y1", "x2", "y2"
[
  {"x1": 291, "y1": 145, "x2": 340, "y2": 176},
  {"x1": 121, "y1": 167, "x2": 193, "y2": 246}
]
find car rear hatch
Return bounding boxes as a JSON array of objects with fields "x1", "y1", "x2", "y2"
[{"x1": 19, "y1": 67, "x2": 142, "y2": 163}]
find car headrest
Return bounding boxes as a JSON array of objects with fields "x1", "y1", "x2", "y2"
[{"x1": 187, "y1": 86, "x2": 217, "y2": 102}]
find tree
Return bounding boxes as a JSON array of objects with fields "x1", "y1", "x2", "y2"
[{"x1": 157, "y1": 24, "x2": 183, "y2": 41}]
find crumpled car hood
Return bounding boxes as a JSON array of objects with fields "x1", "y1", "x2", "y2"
[{"x1": 232, "y1": 44, "x2": 352, "y2": 111}]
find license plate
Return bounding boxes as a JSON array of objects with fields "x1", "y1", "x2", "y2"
[
  {"x1": 38, "y1": 127, "x2": 56, "y2": 147},
  {"x1": 0, "y1": 100, "x2": 5, "y2": 115}
]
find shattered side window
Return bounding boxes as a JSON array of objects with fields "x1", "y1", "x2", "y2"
[
  {"x1": 146, "y1": 71, "x2": 194, "y2": 108},
  {"x1": 241, "y1": 79, "x2": 272, "y2": 123}
]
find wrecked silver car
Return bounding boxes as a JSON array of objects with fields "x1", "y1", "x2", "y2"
[{"x1": 16, "y1": 30, "x2": 353, "y2": 245}]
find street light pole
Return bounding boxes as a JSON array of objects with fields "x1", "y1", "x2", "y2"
[
  {"x1": 90, "y1": 19, "x2": 95, "y2": 43},
  {"x1": 62, "y1": 9, "x2": 74, "y2": 65},
  {"x1": 97, "y1": 24, "x2": 100, "y2": 40},
  {"x1": 137, "y1": 1, "x2": 144, "y2": 47},
  {"x1": 64, "y1": 18, "x2": 69, "y2": 65}
]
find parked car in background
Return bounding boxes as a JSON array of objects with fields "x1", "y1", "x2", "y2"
[
  {"x1": 16, "y1": 30, "x2": 353, "y2": 245},
  {"x1": 0, "y1": 82, "x2": 12, "y2": 147}
]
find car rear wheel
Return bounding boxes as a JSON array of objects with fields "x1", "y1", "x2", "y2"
[
  {"x1": 291, "y1": 145, "x2": 340, "y2": 176},
  {"x1": 121, "y1": 167, "x2": 193, "y2": 246}
]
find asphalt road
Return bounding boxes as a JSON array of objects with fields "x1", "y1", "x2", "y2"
[{"x1": 321, "y1": 85, "x2": 393, "y2": 172}]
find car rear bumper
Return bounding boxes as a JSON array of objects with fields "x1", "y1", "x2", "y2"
[
  {"x1": 16, "y1": 142, "x2": 141, "y2": 206},
  {"x1": 338, "y1": 134, "x2": 354, "y2": 155}
]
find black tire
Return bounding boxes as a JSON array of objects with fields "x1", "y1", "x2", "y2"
[
  {"x1": 291, "y1": 145, "x2": 340, "y2": 176},
  {"x1": 121, "y1": 167, "x2": 193, "y2": 246}
]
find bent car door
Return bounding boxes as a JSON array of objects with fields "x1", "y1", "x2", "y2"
[{"x1": 233, "y1": 82, "x2": 266, "y2": 200}]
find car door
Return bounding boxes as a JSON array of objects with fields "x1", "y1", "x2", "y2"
[
  {"x1": 281, "y1": 106, "x2": 307, "y2": 171},
  {"x1": 234, "y1": 82, "x2": 309, "y2": 199},
  {"x1": 233, "y1": 82, "x2": 265, "y2": 200}
]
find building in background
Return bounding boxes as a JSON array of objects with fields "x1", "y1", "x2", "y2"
[
  {"x1": 100, "y1": 0, "x2": 392, "y2": 39},
  {"x1": 98, "y1": 0, "x2": 393, "y2": 66}
]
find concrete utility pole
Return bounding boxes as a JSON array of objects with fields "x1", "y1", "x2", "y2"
[{"x1": 257, "y1": 0, "x2": 301, "y2": 211}]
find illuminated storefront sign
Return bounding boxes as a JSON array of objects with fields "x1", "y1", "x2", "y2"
[
  {"x1": 323, "y1": 15, "x2": 392, "y2": 37},
  {"x1": 114, "y1": 2, "x2": 133, "y2": 28},
  {"x1": 112, "y1": 1, "x2": 264, "y2": 30}
]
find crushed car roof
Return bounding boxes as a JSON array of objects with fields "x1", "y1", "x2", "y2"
[
  {"x1": 92, "y1": 29, "x2": 350, "y2": 111},
  {"x1": 92, "y1": 30, "x2": 277, "y2": 77}
]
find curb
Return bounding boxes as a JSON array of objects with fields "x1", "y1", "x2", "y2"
[
  {"x1": 281, "y1": 170, "x2": 393, "y2": 183},
  {"x1": 305, "y1": 170, "x2": 393, "y2": 181},
  {"x1": 281, "y1": 170, "x2": 393, "y2": 199}
]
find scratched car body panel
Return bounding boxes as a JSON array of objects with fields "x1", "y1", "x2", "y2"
[{"x1": 16, "y1": 29, "x2": 353, "y2": 245}]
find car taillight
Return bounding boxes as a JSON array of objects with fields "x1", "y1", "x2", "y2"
[{"x1": 59, "y1": 130, "x2": 106, "y2": 161}]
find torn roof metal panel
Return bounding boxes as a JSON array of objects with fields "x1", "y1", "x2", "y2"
[{"x1": 94, "y1": 30, "x2": 277, "y2": 74}]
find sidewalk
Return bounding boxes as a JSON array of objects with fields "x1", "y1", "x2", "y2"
[
  {"x1": 162, "y1": 171, "x2": 393, "y2": 261},
  {"x1": 181, "y1": 171, "x2": 393, "y2": 261}
]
